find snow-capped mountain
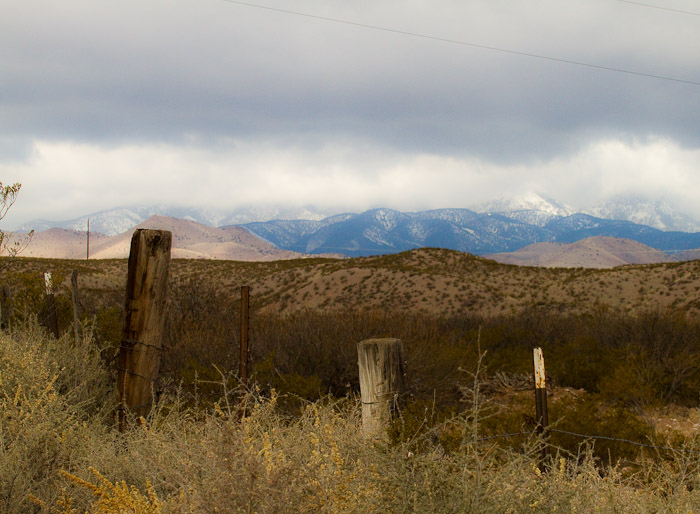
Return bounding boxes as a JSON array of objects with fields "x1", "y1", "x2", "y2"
[
  {"x1": 587, "y1": 197, "x2": 700, "y2": 233},
  {"x1": 242, "y1": 208, "x2": 700, "y2": 257},
  {"x1": 13, "y1": 195, "x2": 700, "y2": 258},
  {"x1": 18, "y1": 208, "x2": 145, "y2": 236},
  {"x1": 242, "y1": 208, "x2": 554, "y2": 257},
  {"x1": 473, "y1": 192, "x2": 573, "y2": 226},
  {"x1": 16, "y1": 205, "x2": 333, "y2": 236}
]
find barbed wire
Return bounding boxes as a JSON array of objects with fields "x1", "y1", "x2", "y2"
[
  {"x1": 548, "y1": 428, "x2": 700, "y2": 454},
  {"x1": 473, "y1": 431, "x2": 530, "y2": 443},
  {"x1": 469, "y1": 428, "x2": 700, "y2": 454}
]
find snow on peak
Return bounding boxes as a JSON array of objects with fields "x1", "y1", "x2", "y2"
[
  {"x1": 587, "y1": 197, "x2": 700, "y2": 232},
  {"x1": 475, "y1": 192, "x2": 572, "y2": 217}
]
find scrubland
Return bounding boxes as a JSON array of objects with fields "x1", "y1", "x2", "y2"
[{"x1": 4, "y1": 249, "x2": 700, "y2": 512}]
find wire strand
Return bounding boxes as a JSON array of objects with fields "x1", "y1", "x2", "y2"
[
  {"x1": 549, "y1": 428, "x2": 700, "y2": 453},
  {"x1": 615, "y1": 0, "x2": 700, "y2": 17},
  {"x1": 219, "y1": 0, "x2": 700, "y2": 87},
  {"x1": 471, "y1": 428, "x2": 700, "y2": 454}
]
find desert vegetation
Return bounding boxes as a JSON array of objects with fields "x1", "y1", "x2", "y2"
[{"x1": 4, "y1": 251, "x2": 700, "y2": 511}]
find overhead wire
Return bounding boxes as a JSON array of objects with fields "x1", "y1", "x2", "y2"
[
  {"x1": 614, "y1": 0, "x2": 700, "y2": 17},
  {"x1": 219, "y1": 0, "x2": 700, "y2": 87}
]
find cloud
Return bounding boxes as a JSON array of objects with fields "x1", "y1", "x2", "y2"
[
  {"x1": 2, "y1": 1, "x2": 698, "y2": 156},
  {"x1": 1, "y1": 1, "x2": 699, "y2": 224},
  {"x1": 3, "y1": 136, "x2": 700, "y2": 228}
]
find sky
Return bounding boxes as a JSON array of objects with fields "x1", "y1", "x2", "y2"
[{"x1": 2, "y1": 0, "x2": 699, "y2": 228}]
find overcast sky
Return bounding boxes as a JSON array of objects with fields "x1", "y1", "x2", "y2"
[{"x1": 2, "y1": 0, "x2": 699, "y2": 227}]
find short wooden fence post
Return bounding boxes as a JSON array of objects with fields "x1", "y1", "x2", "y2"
[
  {"x1": 43, "y1": 272, "x2": 59, "y2": 339},
  {"x1": 533, "y1": 347, "x2": 550, "y2": 471},
  {"x1": 239, "y1": 285, "x2": 250, "y2": 389},
  {"x1": 0, "y1": 286, "x2": 12, "y2": 331},
  {"x1": 71, "y1": 270, "x2": 81, "y2": 344},
  {"x1": 357, "y1": 338, "x2": 406, "y2": 439},
  {"x1": 116, "y1": 229, "x2": 172, "y2": 432}
]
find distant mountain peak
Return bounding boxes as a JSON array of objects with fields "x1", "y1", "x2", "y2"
[
  {"x1": 15, "y1": 204, "x2": 336, "y2": 236},
  {"x1": 473, "y1": 192, "x2": 572, "y2": 227},
  {"x1": 587, "y1": 196, "x2": 700, "y2": 232},
  {"x1": 475, "y1": 192, "x2": 572, "y2": 216}
]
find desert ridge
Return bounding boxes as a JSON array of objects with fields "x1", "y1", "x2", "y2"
[
  {"x1": 18, "y1": 215, "x2": 317, "y2": 261},
  {"x1": 14, "y1": 214, "x2": 697, "y2": 268},
  {"x1": 485, "y1": 236, "x2": 673, "y2": 268}
]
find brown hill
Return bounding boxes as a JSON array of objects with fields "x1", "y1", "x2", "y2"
[
  {"x1": 20, "y1": 228, "x2": 109, "y2": 260},
  {"x1": 673, "y1": 249, "x2": 700, "y2": 262},
  {"x1": 486, "y1": 236, "x2": 672, "y2": 268},
  {"x1": 17, "y1": 215, "x2": 312, "y2": 261},
  {"x1": 7, "y1": 247, "x2": 700, "y2": 319}
]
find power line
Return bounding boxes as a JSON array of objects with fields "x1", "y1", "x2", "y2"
[
  {"x1": 220, "y1": 0, "x2": 700, "y2": 87},
  {"x1": 615, "y1": 0, "x2": 700, "y2": 17}
]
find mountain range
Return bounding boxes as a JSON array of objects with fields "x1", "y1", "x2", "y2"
[
  {"x1": 18, "y1": 215, "x2": 313, "y2": 261},
  {"x1": 10, "y1": 194, "x2": 700, "y2": 265},
  {"x1": 15, "y1": 205, "x2": 334, "y2": 236},
  {"x1": 15, "y1": 195, "x2": 700, "y2": 236},
  {"x1": 241, "y1": 208, "x2": 700, "y2": 258}
]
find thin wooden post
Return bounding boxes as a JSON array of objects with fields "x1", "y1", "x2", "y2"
[
  {"x1": 533, "y1": 347, "x2": 550, "y2": 471},
  {"x1": 116, "y1": 229, "x2": 172, "y2": 432},
  {"x1": 43, "y1": 272, "x2": 59, "y2": 339},
  {"x1": 239, "y1": 286, "x2": 251, "y2": 389},
  {"x1": 0, "y1": 286, "x2": 12, "y2": 331},
  {"x1": 357, "y1": 338, "x2": 406, "y2": 439},
  {"x1": 71, "y1": 270, "x2": 81, "y2": 344},
  {"x1": 86, "y1": 218, "x2": 90, "y2": 260}
]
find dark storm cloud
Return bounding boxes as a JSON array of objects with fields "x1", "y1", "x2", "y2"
[
  {"x1": 2, "y1": 0, "x2": 698, "y2": 160},
  {"x1": 2, "y1": 0, "x2": 700, "y2": 226}
]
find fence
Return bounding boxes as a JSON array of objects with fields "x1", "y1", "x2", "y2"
[{"x1": 3, "y1": 229, "x2": 699, "y2": 464}]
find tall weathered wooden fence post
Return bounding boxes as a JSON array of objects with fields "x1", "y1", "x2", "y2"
[
  {"x1": 116, "y1": 229, "x2": 172, "y2": 432},
  {"x1": 358, "y1": 338, "x2": 406, "y2": 439},
  {"x1": 43, "y1": 272, "x2": 59, "y2": 339},
  {"x1": 533, "y1": 347, "x2": 550, "y2": 471}
]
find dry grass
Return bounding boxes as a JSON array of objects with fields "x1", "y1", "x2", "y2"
[
  {"x1": 6, "y1": 251, "x2": 700, "y2": 511},
  {"x1": 5, "y1": 325, "x2": 700, "y2": 513}
]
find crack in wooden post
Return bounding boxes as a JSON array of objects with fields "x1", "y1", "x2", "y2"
[
  {"x1": 116, "y1": 229, "x2": 172, "y2": 432},
  {"x1": 533, "y1": 347, "x2": 550, "y2": 472},
  {"x1": 358, "y1": 338, "x2": 406, "y2": 440}
]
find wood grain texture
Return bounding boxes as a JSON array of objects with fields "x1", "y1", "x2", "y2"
[
  {"x1": 357, "y1": 338, "x2": 406, "y2": 439},
  {"x1": 117, "y1": 229, "x2": 172, "y2": 431}
]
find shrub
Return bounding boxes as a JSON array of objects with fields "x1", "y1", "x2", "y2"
[{"x1": 0, "y1": 324, "x2": 110, "y2": 512}]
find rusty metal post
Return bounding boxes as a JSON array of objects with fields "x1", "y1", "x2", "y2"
[{"x1": 533, "y1": 347, "x2": 550, "y2": 471}]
